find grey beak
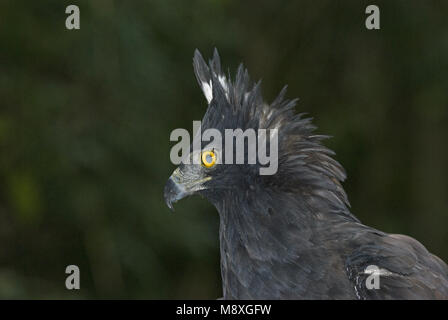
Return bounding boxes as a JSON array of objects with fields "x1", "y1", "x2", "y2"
[{"x1": 163, "y1": 176, "x2": 187, "y2": 212}]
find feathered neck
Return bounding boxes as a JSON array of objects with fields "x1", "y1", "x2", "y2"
[{"x1": 212, "y1": 184, "x2": 358, "y2": 299}]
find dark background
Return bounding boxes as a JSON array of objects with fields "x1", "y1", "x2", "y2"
[{"x1": 0, "y1": 0, "x2": 447, "y2": 298}]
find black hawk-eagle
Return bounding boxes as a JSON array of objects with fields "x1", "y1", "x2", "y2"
[{"x1": 164, "y1": 49, "x2": 448, "y2": 299}]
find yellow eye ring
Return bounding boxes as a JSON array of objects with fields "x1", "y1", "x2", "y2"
[{"x1": 201, "y1": 150, "x2": 217, "y2": 168}]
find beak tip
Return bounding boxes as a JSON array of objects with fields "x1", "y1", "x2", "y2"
[
  {"x1": 164, "y1": 176, "x2": 185, "y2": 212},
  {"x1": 166, "y1": 199, "x2": 175, "y2": 212},
  {"x1": 164, "y1": 190, "x2": 175, "y2": 212}
]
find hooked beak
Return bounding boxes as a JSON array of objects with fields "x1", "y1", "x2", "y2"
[
  {"x1": 164, "y1": 168, "x2": 212, "y2": 211},
  {"x1": 164, "y1": 176, "x2": 188, "y2": 212}
]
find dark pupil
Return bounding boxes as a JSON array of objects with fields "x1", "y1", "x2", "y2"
[{"x1": 206, "y1": 154, "x2": 213, "y2": 164}]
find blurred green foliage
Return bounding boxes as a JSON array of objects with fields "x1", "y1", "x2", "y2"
[{"x1": 0, "y1": 0, "x2": 447, "y2": 298}]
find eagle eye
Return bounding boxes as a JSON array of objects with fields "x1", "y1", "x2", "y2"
[{"x1": 201, "y1": 150, "x2": 216, "y2": 168}]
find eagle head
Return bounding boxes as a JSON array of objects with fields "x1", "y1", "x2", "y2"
[{"x1": 164, "y1": 49, "x2": 349, "y2": 215}]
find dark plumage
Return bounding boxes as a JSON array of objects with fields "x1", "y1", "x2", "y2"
[{"x1": 164, "y1": 49, "x2": 448, "y2": 299}]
